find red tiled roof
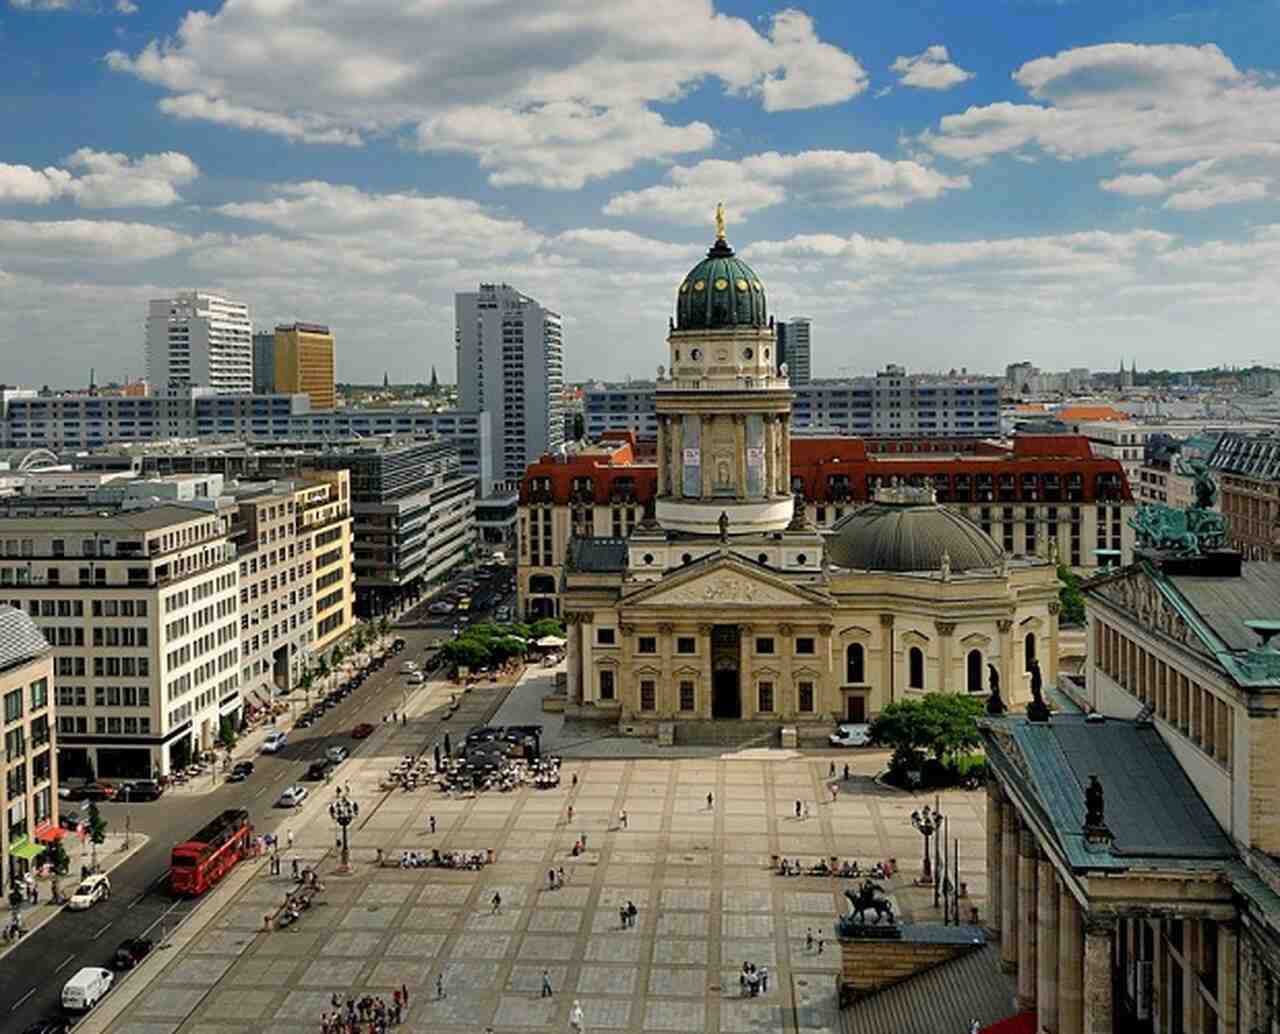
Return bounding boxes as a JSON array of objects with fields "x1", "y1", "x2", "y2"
[
  {"x1": 982, "y1": 1009, "x2": 1037, "y2": 1034},
  {"x1": 1057, "y1": 405, "x2": 1126, "y2": 422}
]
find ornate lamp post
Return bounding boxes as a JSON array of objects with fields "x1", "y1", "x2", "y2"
[
  {"x1": 328, "y1": 795, "x2": 359, "y2": 874},
  {"x1": 910, "y1": 804, "x2": 942, "y2": 883}
]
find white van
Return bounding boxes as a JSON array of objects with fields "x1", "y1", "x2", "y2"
[{"x1": 62, "y1": 966, "x2": 114, "y2": 1011}]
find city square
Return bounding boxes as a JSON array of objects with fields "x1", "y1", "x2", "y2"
[{"x1": 93, "y1": 741, "x2": 990, "y2": 1034}]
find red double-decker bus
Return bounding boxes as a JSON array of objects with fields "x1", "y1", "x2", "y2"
[{"x1": 170, "y1": 809, "x2": 253, "y2": 896}]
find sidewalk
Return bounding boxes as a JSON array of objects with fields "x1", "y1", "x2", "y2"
[{"x1": 0, "y1": 830, "x2": 150, "y2": 961}]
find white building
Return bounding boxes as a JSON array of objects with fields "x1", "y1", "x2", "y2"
[
  {"x1": 775, "y1": 318, "x2": 812, "y2": 385},
  {"x1": 584, "y1": 383, "x2": 658, "y2": 440},
  {"x1": 455, "y1": 283, "x2": 564, "y2": 482},
  {"x1": 146, "y1": 291, "x2": 253, "y2": 394}
]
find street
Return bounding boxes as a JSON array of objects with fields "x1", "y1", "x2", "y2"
[{"x1": 0, "y1": 615, "x2": 489, "y2": 1033}]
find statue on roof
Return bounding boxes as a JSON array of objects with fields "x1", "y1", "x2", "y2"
[
  {"x1": 1177, "y1": 456, "x2": 1219, "y2": 510},
  {"x1": 1084, "y1": 774, "x2": 1105, "y2": 829},
  {"x1": 1026, "y1": 658, "x2": 1050, "y2": 722},
  {"x1": 986, "y1": 664, "x2": 1007, "y2": 716},
  {"x1": 715, "y1": 200, "x2": 726, "y2": 242},
  {"x1": 718, "y1": 509, "x2": 729, "y2": 544}
]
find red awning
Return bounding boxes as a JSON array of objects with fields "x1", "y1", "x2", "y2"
[
  {"x1": 35, "y1": 823, "x2": 67, "y2": 842},
  {"x1": 982, "y1": 1011, "x2": 1037, "y2": 1034}
]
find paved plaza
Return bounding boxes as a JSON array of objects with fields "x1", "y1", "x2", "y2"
[{"x1": 102, "y1": 744, "x2": 989, "y2": 1034}]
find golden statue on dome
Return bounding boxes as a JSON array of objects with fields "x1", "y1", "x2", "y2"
[{"x1": 715, "y1": 200, "x2": 726, "y2": 241}]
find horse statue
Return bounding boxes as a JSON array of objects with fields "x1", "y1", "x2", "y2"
[{"x1": 841, "y1": 879, "x2": 896, "y2": 931}]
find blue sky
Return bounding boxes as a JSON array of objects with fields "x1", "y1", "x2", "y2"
[{"x1": 2, "y1": 0, "x2": 1279, "y2": 388}]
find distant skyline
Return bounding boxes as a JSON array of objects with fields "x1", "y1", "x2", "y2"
[{"x1": 2, "y1": 1, "x2": 1280, "y2": 388}]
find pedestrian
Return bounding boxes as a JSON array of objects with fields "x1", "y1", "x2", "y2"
[
  {"x1": 831, "y1": 784, "x2": 838, "y2": 802},
  {"x1": 619, "y1": 905, "x2": 628, "y2": 929},
  {"x1": 706, "y1": 791, "x2": 714, "y2": 810},
  {"x1": 760, "y1": 965, "x2": 769, "y2": 992},
  {"x1": 382, "y1": 714, "x2": 388, "y2": 724},
  {"x1": 795, "y1": 800, "x2": 802, "y2": 819},
  {"x1": 569, "y1": 999, "x2": 584, "y2": 1032},
  {"x1": 400, "y1": 713, "x2": 406, "y2": 726},
  {"x1": 491, "y1": 890, "x2": 502, "y2": 914},
  {"x1": 619, "y1": 809, "x2": 628, "y2": 830},
  {"x1": 567, "y1": 804, "x2": 574, "y2": 824},
  {"x1": 557, "y1": 866, "x2": 565, "y2": 887},
  {"x1": 805, "y1": 928, "x2": 814, "y2": 951},
  {"x1": 818, "y1": 937, "x2": 824, "y2": 955},
  {"x1": 287, "y1": 828, "x2": 295, "y2": 849},
  {"x1": 401, "y1": 983, "x2": 409, "y2": 1007},
  {"x1": 571, "y1": 772, "x2": 578, "y2": 789},
  {"x1": 429, "y1": 815, "x2": 437, "y2": 834},
  {"x1": 580, "y1": 832, "x2": 588, "y2": 850},
  {"x1": 436, "y1": 973, "x2": 445, "y2": 1000},
  {"x1": 549, "y1": 868, "x2": 557, "y2": 890},
  {"x1": 292, "y1": 858, "x2": 300, "y2": 879},
  {"x1": 843, "y1": 763, "x2": 850, "y2": 781},
  {"x1": 829, "y1": 761, "x2": 836, "y2": 778},
  {"x1": 627, "y1": 901, "x2": 637, "y2": 928},
  {"x1": 541, "y1": 968, "x2": 553, "y2": 997},
  {"x1": 804, "y1": 802, "x2": 810, "y2": 820}
]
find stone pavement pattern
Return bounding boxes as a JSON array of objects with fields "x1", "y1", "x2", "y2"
[{"x1": 104, "y1": 754, "x2": 988, "y2": 1033}]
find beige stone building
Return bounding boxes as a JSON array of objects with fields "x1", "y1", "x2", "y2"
[
  {"x1": 0, "y1": 606, "x2": 56, "y2": 886},
  {"x1": 559, "y1": 220, "x2": 1060, "y2": 739}
]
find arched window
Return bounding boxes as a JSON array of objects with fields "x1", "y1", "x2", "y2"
[
  {"x1": 908, "y1": 646, "x2": 925, "y2": 690},
  {"x1": 846, "y1": 643, "x2": 865, "y2": 684},
  {"x1": 1024, "y1": 632, "x2": 1037, "y2": 672},
  {"x1": 967, "y1": 650, "x2": 983, "y2": 693}
]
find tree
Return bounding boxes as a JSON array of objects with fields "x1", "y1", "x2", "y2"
[
  {"x1": 1057, "y1": 562, "x2": 1086, "y2": 626},
  {"x1": 218, "y1": 716, "x2": 237, "y2": 751},
  {"x1": 441, "y1": 637, "x2": 491, "y2": 671},
  {"x1": 86, "y1": 801, "x2": 108, "y2": 870},
  {"x1": 529, "y1": 618, "x2": 566, "y2": 639},
  {"x1": 48, "y1": 836, "x2": 70, "y2": 875},
  {"x1": 869, "y1": 693, "x2": 984, "y2": 782}
]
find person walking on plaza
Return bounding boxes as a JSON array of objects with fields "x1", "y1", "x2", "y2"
[
  {"x1": 436, "y1": 973, "x2": 445, "y2": 1000},
  {"x1": 829, "y1": 761, "x2": 836, "y2": 778},
  {"x1": 760, "y1": 965, "x2": 769, "y2": 993},
  {"x1": 429, "y1": 815, "x2": 436, "y2": 834},
  {"x1": 806, "y1": 928, "x2": 814, "y2": 951},
  {"x1": 541, "y1": 968, "x2": 553, "y2": 997},
  {"x1": 569, "y1": 999, "x2": 584, "y2": 1032},
  {"x1": 619, "y1": 809, "x2": 628, "y2": 830},
  {"x1": 491, "y1": 890, "x2": 502, "y2": 914},
  {"x1": 706, "y1": 791, "x2": 714, "y2": 811},
  {"x1": 567, "y1": 804, "x2": 574, "y2": 824},
  {"x1": 795, "y1": 800, "x2": 802, "y2": 819}
]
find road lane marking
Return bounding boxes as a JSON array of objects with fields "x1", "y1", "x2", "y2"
[
  {"x1": 128, "y1": 894, "x2": 146, "y2": 910},
  {"x1": 137, "y1": 898, "x2": 185, "y2": 940},
  {"x1": 91, "y1": 921, "x2": 113, "y2": 940},
  {"x1": 54, "y1": 953, "x2": 76, "y2": 973},
  {"x1": 10, "y1": 987, "x2": 36, "y2": 1010}
]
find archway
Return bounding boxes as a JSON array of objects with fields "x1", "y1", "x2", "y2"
[
  {"x1": 712, "y1": 668, "x2": 740, "y2": 719},
  {"x1": 967, "y1": 649, "x2": 983, "y2": 693}
]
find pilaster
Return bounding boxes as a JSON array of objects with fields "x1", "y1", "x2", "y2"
[
  {"x1": 986, "y1": 782, "x2": 1004, "y2": 936},
  {"x1": 1048, "y1": 600, "x2": 1061, "y2": 686},
  {"x1": 1037, "y1": 856, "x2": 1060, "y2": 1032},
  {"x1": 1017, "y1": 828, "x2": 1039, "y2": 1011},
  {"x1": 998, "y1": 617, "x2": 1016, "y2": 703},
  {"x1": 1000, "y1": 804, "x2": 1019, "y2": 972},
  {"x1": 1217, "y1": 921, "x2": 1238, "y2": 1034},
  {"x1": 656, "y1": 415, "x2": 669, "y2": 497},
  {"x1": 880, "y1": 614, "x2": 895, "y2": 706},
  {"x1": 937, "y1": 621, "x2": 955, "y2": 692},
  {"x1": 1058, "y1": 888, "x2": 1083, "y2": 1034},
  {"x1": 1082, "y1": 915, "x2": 1115, "y2": 1034}
]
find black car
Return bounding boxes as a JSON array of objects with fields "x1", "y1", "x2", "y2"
[
  {"x1": 120, "y1": 780, "x2": 163, "y2": 801},
  {"x1": 111, "y1": 936, "x2": 153, "y2": 970},
  {"x1": 22, "y1": 1018, "x2": 70, "y2": 1034},
  {"x1": 294, "y1": 714, "x2": 316, "y2": 729},
  {"x1": 304, "y1": 759, "x2": 336, "y2": 781},
  {"x1": 226, "y1": 760, "x2": 255, "y2": 782}
]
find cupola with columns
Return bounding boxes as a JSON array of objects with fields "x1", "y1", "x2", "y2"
[{"x1": 655, "y1": 204, "x2": 795, "y2": 536}]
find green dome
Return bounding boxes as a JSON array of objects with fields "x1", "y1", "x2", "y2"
[{"x1": 676, "y1": 237, "x2": 768, "y2": 331}]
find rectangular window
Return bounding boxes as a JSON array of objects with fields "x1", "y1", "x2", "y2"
[
  {"x1": 637, "y1": 636, "x2": 657, "y2": 655},
  {"x1": 3, "y1": 688, "x2": 22, "y2": 724},
  {"x1": 755, "y1": 637, "x2": 775, "y2": 655},
  {"x1": 29, "y1": 678, "x2": 47, "y2": 711},
  {"x1": 798, "y1": 681, "x2": 815, "y2": 713},
  {"x1": 679, "y1": 680, "x2": 696, "y2": 712},
  {"x1": 757, "y1": 681, "x2": 774, "y2": 713},
  {"x1": 597, "y1": 627, "x2": 616, "y2": 646},
  {"x1": 676, "y1": 636, "x2": 696, "y2": 655},
  {"x1": 599, "y1": 669, "x2": 615, "y2": 700},
  {"x1": 795, "y1": 637, "x2": 815, "y2": 655},
  {"x1": 639, "y1": 679, "x2": 656, "y2": 712}
]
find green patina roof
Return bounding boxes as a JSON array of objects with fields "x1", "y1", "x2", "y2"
[{"x1": 675, "y1": 237, "x2": 768, "y2": 331}]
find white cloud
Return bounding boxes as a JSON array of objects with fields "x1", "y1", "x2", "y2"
[
  {"x1": 891, "y1": 45, "x2": 973, "y2": 90},
  {"x1": 0, "y1": 149, "x2": 197, "y2": 208},
  {"x1": 115, "y1": 0, "x2": 137, "y2": 13},
  {"x1": 8, "y1": 0, "x2": 77, "y2": 9},
  {"x1": 0, "y1": 219, "x2": 191, "y2": 262},
  {"x1": 105, "y1": 1, "x2": 865, "y2": 187},
  {"x1": 923, "y1": 43, "x2": 1280, "y2": 209},
  {"x1": 604, "y1": 150, "x2": 969, "y2": 224}
]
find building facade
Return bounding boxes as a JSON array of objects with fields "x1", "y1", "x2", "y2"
[
  {"x1": 145, "y1": 291, "x2": 253, "y2": 394},
  {"x1": 584, "y1": 384, "x2": 659, "y2": 441},
  {"x1": 0, "y1": 506, "x2": 239, "y2": 779},
  {"x1": 775, "y1": 318, "x2": 812, "y2": 385},
  {"x1": 273, "y1": 322, "x2": 336, "y2": 411},
  {"x1": 455, "y1": 282, "x2": 565, "y2": 482},
  {"x1": 1208, "y1": 432, "x2": 1280, "y2": 561},
  {"x1": 252, "y1": 332, "x2": 276, "y2": 394},
  {"x1": 548, "y1": 218, "x2": 1059, "y2": 738},
  {"x1": 0, "y1": 607, "x2": 56, "y2": 887}
]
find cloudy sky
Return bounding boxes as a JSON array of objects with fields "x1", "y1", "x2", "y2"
[{"x1": 2, "y1": 1, "x2": 1279, "y2": 387}]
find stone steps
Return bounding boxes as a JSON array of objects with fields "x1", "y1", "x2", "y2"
[{"x1": 671, "y1": 720, "x2": 781, "y2": 748}]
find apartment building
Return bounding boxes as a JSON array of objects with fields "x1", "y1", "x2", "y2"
[
  {"x1": 146, "y1": 291, "x2": 253, "y2": 394},
  {"x1": 273, "y1": 322, "x2": 336, "y2": 411},
  {"x1": 1208, "y1": 432, "x2": 1280, "y2": 560},
  {"x1": 0, "y1": 606, "x2": 56, "y2": 886},
  {"x1": 774, "y1": 317, "x2": 812, "y2": 384},
  {"x1": 0, "y1": 506, "x2": 239, "y2": 779}
]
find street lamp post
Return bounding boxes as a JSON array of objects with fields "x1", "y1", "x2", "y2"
[
  {"x1": 909, "y1": 804, "x2": 942, "y2": 884},
  {"x1": 328, "y1": 796, "x2": 359, "y2": 874}
]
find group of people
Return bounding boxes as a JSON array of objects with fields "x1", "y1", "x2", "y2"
[
  {"x1": 739, "y1": 961, "x2": 770, "y2": 997},
  {"x1": 375, "y1": 847, "x2": 489, "y2": 870},
  {"x1": 618, "y1": 899, "x2": 639, "y2": 928},
  {"x1": 320, "y1": 987, "x2": 410, "y2": 1033},
  {"x1": 775, "y1": 856, "x2": 896, "y2": 879}
]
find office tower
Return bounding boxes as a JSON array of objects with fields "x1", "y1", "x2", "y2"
[
  {"x1": 455, "y1": 283, "x2": 564, "y2": 481},
  {"x1": 273, "y1": 322, "x2": 336, "y2": 411},
  {"x1": 775, "y1": 318, "x2": 812, "y2": 385},
  {"x1": 252, "y1": 332, "x2": 276, "y2": 394},
  {"x1": 145, "y1": 291, "x2": 253, "y2": 394}
]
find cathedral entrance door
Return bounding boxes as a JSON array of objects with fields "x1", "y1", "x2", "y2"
[{"x1": 711, "y1": 625, "x2": 742, "y2": 719}]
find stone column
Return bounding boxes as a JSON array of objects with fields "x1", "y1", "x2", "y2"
[
  {"x1": 566, "y1": 614, "x2": 581, "y2": 704},
  {"x1": 1017, "y1": 828, "x2": 1039, "y2": 1011},
  {"x1": 1183, "y1": 918, "x2": 1201, "y2": 1034},
  {"x1": 998, "y1": 618, "x2": 1016, "y2": 704},
  {"x1": 1217, "y1": 921, "x2": 1238, "y2": 1034},
  {"x1": 879, "y1": 614, "x2": 895, "y2": 705},
  {"x1": 658, "y1": 623, "x2": 674, "y2": 716},
  {"x1": 1059, "y1": 887, "x2": 1084, "y2": 1034},
  {"x1": 1083, "y1": 915, "x2": 1115, "y2": 1034},
  {"x1": 937, "y1": 622, "x2": 955, "y2": 692},
  {"x1": 780, "y1": 413, "x2": 791, "y2": 491},
  {"x1": 732, "y1": 415, "x2": 747, "y2": 501},
  {"x1": 1000, "y1": 805, "x2": 1019, "y2": 972},
  {"x1": 1048, "y1": 600, "x2": 1061, "y2": 686},
  {"x1": 701, "y1": 414, "x2": 714, "y2": 498},
  {"x1": 1037, "y1": 855, "x2": 1060, "y2": 1031},
  {"x1": 986, "y1": 783, "x2": 1004, "y2": 937},
  {"x1": 656, "y1": 416, "x2": 668, "y2": 497},
  {"x1": 762, "y1": 415, "x2": 776, "y2": 497},
  {"x1": 671, "y1": 417, "x2": 684, "y2": 499}
]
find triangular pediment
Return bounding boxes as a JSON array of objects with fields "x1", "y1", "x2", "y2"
[
  {"x1": 623, "y1": 553, "x2": 832, "y2": 609},
  {"x1": 1086, "y1": 562, "x2": 1216, "y2": 659}
]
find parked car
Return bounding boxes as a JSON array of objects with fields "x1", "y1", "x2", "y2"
[
  {"x1": 304, "y1": 759, "x2": 335, "y2": 781},
  {"x1": 294, "y1": 714, "x2": 316, "y2": 730},
  {"x1": 82, "y1": 781, "x2": 118, "y2": 801},
  {"x1": 226, "y1": 760, "x2": 255, "y2": 782},
  {"x1": 119, "y1": 780, "x2": 163, "y2": 801},
  {"x1": 405, "y1": 671, "x2": 425, "y2": 685},
  {"x1": 261, "y1": 731, "x2": 288, "y2": 754},
  {"x1": 110, "y1": 937, "x2": 153, "y2": 971},
  {"x1": 428, "y1": 601, "x2": 453, "y2": 614},
  {"x1": 351, "y1": 723, "x2": 374, "y2": 739},
  {"x1": 277, "y1": 785, "x2": 309, "y2": 807},
  {"x1": 67, "y1": 873, "x2": 111, "y2": 911},
  {"x1": 325, "y1": 745, "x2": 349, "y2": 764},
  {"x1": 60, "y1": 968, "x2": 113, "y2": 1012},
  {"x1": 829, "y1": 723, "x2": 872, "y2": 748},
  {"x1": 399, "y1": 659, "x2": 418, "y2": 673},
  {"x1": 58, "y1": 785, "x2": 86, "y2": 802}
]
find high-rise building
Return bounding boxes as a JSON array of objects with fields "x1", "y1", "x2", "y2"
[
  {"x1": 455, "y1": 283, "x2": 564, "y2": 481},
  {"x1": 0, "y1": 606, "x2": 56, "y2": 886},
  {"x1": 145, "y1": 291, "x2": 253, "y2": 394},
  {"x1": 775, "y1": 317, "x2": 812, "y2": 385},
  {"x1": 274, "y1": 323, "x2": 336, "y2": 411},
  {"x1": 252, "y1": 332, "x2": 276, "y2": 394}
]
